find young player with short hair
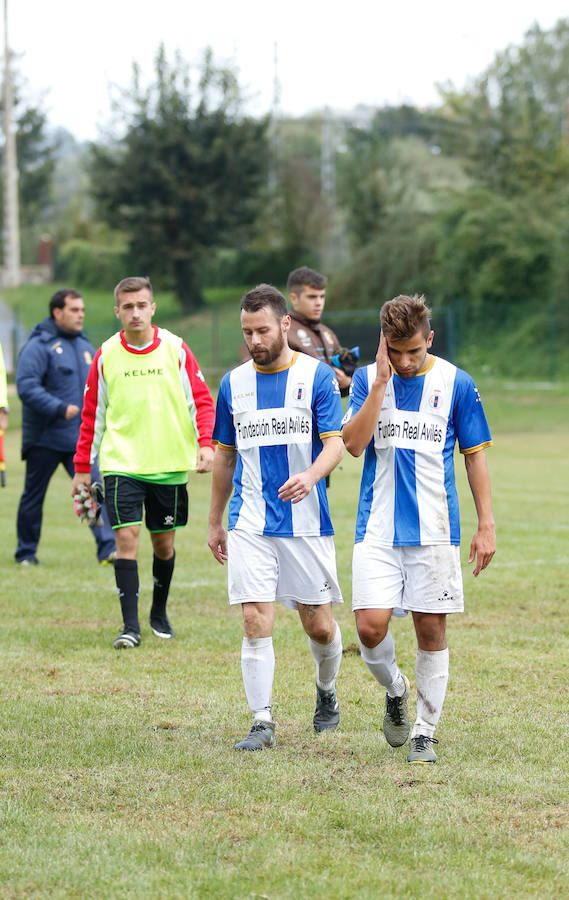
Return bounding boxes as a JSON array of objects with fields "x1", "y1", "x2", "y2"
[
  {"x1": 343, "y1": 294, "x2": 495, "y2": 763},
  {"x1": 286, "y1": 266, "x2": 353, "y2": 396},
  {"x1": 72, "y1": 276, "x2": 215, "y2": 648},
  {"x1": 207, "y1": 284, "x2": 345, "y2": 750}
]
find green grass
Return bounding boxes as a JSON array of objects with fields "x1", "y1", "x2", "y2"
[{"x1": 0, "y1": 385, "x2": 568, "y2": 897}]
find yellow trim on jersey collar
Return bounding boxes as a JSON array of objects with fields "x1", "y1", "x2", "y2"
[
  {"x1": 253, "y1": 351, "x2": 298, "y2": 374},
  {"x1": 389, "y1": 354, "x2": 436, "y2": 377}
]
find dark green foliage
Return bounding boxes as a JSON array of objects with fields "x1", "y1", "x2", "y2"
[
  {"x1": 331, "y1": 18, "x2": 569, "y2": 377},
  {"x1": 439, "y1": 20, "x2": 569, "y2": 194},
  {"x1": 332, "y1": 135, "x2": 468, "y2": 309},
  {"x1": 56, "y1": 238, "x2": 128, "y2": 289},
  {"x1": 88, "y1": 47, "x2": 269, "y2": 311},
  {"x1": 16, "y1": 106, "x2": 57, "y2": 231},
  {"x1": 244, "y1": 114, "x2": 336, "y2": 278},
  {"x1": 0, "y1": 69, "x2": 57, "y2": 262},
  {"x1": 433, "y1": 189, "x2": 562, "y2": 327}
]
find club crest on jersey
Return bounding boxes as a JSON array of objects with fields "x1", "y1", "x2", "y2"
[
  {"x1": 429, "y1": 390, "x2": 442, "y2": 409},
  {"x1": 296, "y1": 383, "x2": 305, "y2": 401}
]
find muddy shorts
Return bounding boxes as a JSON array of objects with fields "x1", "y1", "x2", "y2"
[{"x1": 352, "y1": 540, "x2": 464, "y2": 615}]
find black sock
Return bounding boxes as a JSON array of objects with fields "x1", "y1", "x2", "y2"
[
  {"x1": 150, "y1": 552, "x2": 175, "y2": 620},
  {"x1": 114, "y1": 558, "x2": 140, "y2": 633}
]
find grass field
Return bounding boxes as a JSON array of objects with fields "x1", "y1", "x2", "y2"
[{"x1": 0, "y1": 382, "x2": 568, "y2": 898}]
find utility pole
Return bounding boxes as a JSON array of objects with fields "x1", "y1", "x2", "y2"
[
  {"x1": 320, "y1": 106, "x2": 337, "y2": 271},
  {"x1": 2, "y1": 0, "x2": 21, "y2": 287},
  {"x1": 321, "y1": 107, "x2": 336, "y2": 208},
  {"x1": 268, "y1": 41, "x2": 282, "y2": 197}
]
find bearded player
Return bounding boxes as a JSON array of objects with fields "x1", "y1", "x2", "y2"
[{"x1": 208, "y1": 284, "x2": 344, "y2": 750}]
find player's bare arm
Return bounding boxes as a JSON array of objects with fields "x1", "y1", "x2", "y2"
[
  {"x1": 343, "y1": 332, "x2": 390, "y2": 457},
  {"x1": 278, "y1": 434, "x2": 344, "y2": 504},
  {"x1": 464, "y1": 449, "x2": 496, "y2": 577},
  {"x1": 207, "y1": 446, "x2": 237, "y2": 564},
  {"x1": 196, "y1": 445, "x2": 214, "y2": 473}
]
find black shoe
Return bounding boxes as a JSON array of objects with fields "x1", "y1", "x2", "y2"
[
  {"x1": 408, "y1": 734, "x2": 439, "y2": 764},
  {"x1": 17, "y1": 556, "x2": 40, "y2": 566},
  {"x1": 234, "y1": 720, "x2": 276, "y2": 751},
  {"x1": 149, "y1": 613, "x2": 174, "y2": 639},
  {"x1": 112, "y1": 630, "x2": 141, "y2": 649},
  {"x1": 383, "y1": 674, "x2": 410, "y2": 747},
  {"x1": 313, "y1": 686, "x2": 340, "y2": 732}
]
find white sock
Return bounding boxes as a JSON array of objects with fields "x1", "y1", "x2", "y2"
[
  {"x1": 241, "y1": 636, "x2": 275, "y2": 722},
  {"x1": 412, "y1": 647, "x2": 449, "y2": 739},
  {"x1": 358, "y1": 632, "x2": 405, "y2": 696},
  {"x1": 309, "y1": 622, "x2": 342, "y2": 692}
]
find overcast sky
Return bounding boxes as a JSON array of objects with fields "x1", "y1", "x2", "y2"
[{"x1": 7, "y1": 0, "x2": 569, "y2": 141}]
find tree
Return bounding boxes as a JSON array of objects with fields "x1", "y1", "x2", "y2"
[
  {"x1": 89, "y1": 46, "x2": 269, "y2": 311},
  {"x1": 432, "y1": 188, "x2": 562, "y2": 327},
  {"x1": 332, "y1": 135, "x2": 469, "y2": 307},
  {"x1": 0, "y1": 65, "x2": 57, "y2": 262},
  {"x1": 438, "y1": 19, "x2": 569, "y2": 193}
]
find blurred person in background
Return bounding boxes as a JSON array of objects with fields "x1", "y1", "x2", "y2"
[
  {"x1": 14, "y1": 289, "x2": 116, "y2": 566},
  {"x1": 287, "y1": 266, "x2": 357, "y2": 398}
]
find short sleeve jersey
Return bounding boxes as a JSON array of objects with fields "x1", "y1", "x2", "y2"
[
  {"x1": 344, "y1": 356, "x2": 492, "y2": 546},
  {"x1": 213, "y1": 352, "x2": 342, "y2": 537}
]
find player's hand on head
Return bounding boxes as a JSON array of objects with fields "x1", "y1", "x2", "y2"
[{"x1": 375, "y1": 332, "x2": 390, "y2": 385}]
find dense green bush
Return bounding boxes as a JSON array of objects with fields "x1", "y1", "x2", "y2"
[{"x1": 55, "y1": 239, "x2": 128, "y2": 289}]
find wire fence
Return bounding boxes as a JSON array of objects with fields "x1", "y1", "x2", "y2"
[{"x1": 0, "y1": 305, "x2": 458, "y2": 379}]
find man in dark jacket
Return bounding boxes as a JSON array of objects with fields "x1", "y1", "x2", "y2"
[
  {"x1": 286, "y1": 266, "x2": 353, "y2": 397},
  {"x1": 15, "y1": 289, "x2": 115, "y2": 565}
]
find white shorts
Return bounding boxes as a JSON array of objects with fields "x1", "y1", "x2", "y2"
[
  {"x1": 352, "y1": 540, "x2": 464, "y2": 615},
  {"x1": 227, "y1": 529, "x2": 343, "y2": 610}
]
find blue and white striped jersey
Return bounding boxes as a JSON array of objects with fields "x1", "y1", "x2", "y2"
[
  {"x1": 213, "y1": 352, "x2": 343, "y2": 537},
  {"x1": 344, "y1": 356, "x2": 492, "y2": 546}
]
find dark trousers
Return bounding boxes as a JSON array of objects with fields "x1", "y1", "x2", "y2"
[{"x1": 15, "y1": 446, "x2": 116, "y2": 563}]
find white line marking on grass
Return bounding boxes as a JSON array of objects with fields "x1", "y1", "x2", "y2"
[{"x1": 487, "y1": 558, "x2": 569, "y2": 568}]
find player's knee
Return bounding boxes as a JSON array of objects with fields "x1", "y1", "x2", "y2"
[
  {"x1": 414, "y1": 613, "x2": 446, "y2": 650},
  {"x1": 356, "y1": 618, "x2": 389, "y2": 648},
  {"x1": 151, "y1": 532, "x2": 175, "y2": 559},
  {"x1": 306, "y1": 619, "x2": 335, "y2": 644},
  {"x1": 242, "y1": 602, "x2": 272, "y2": 638}
]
